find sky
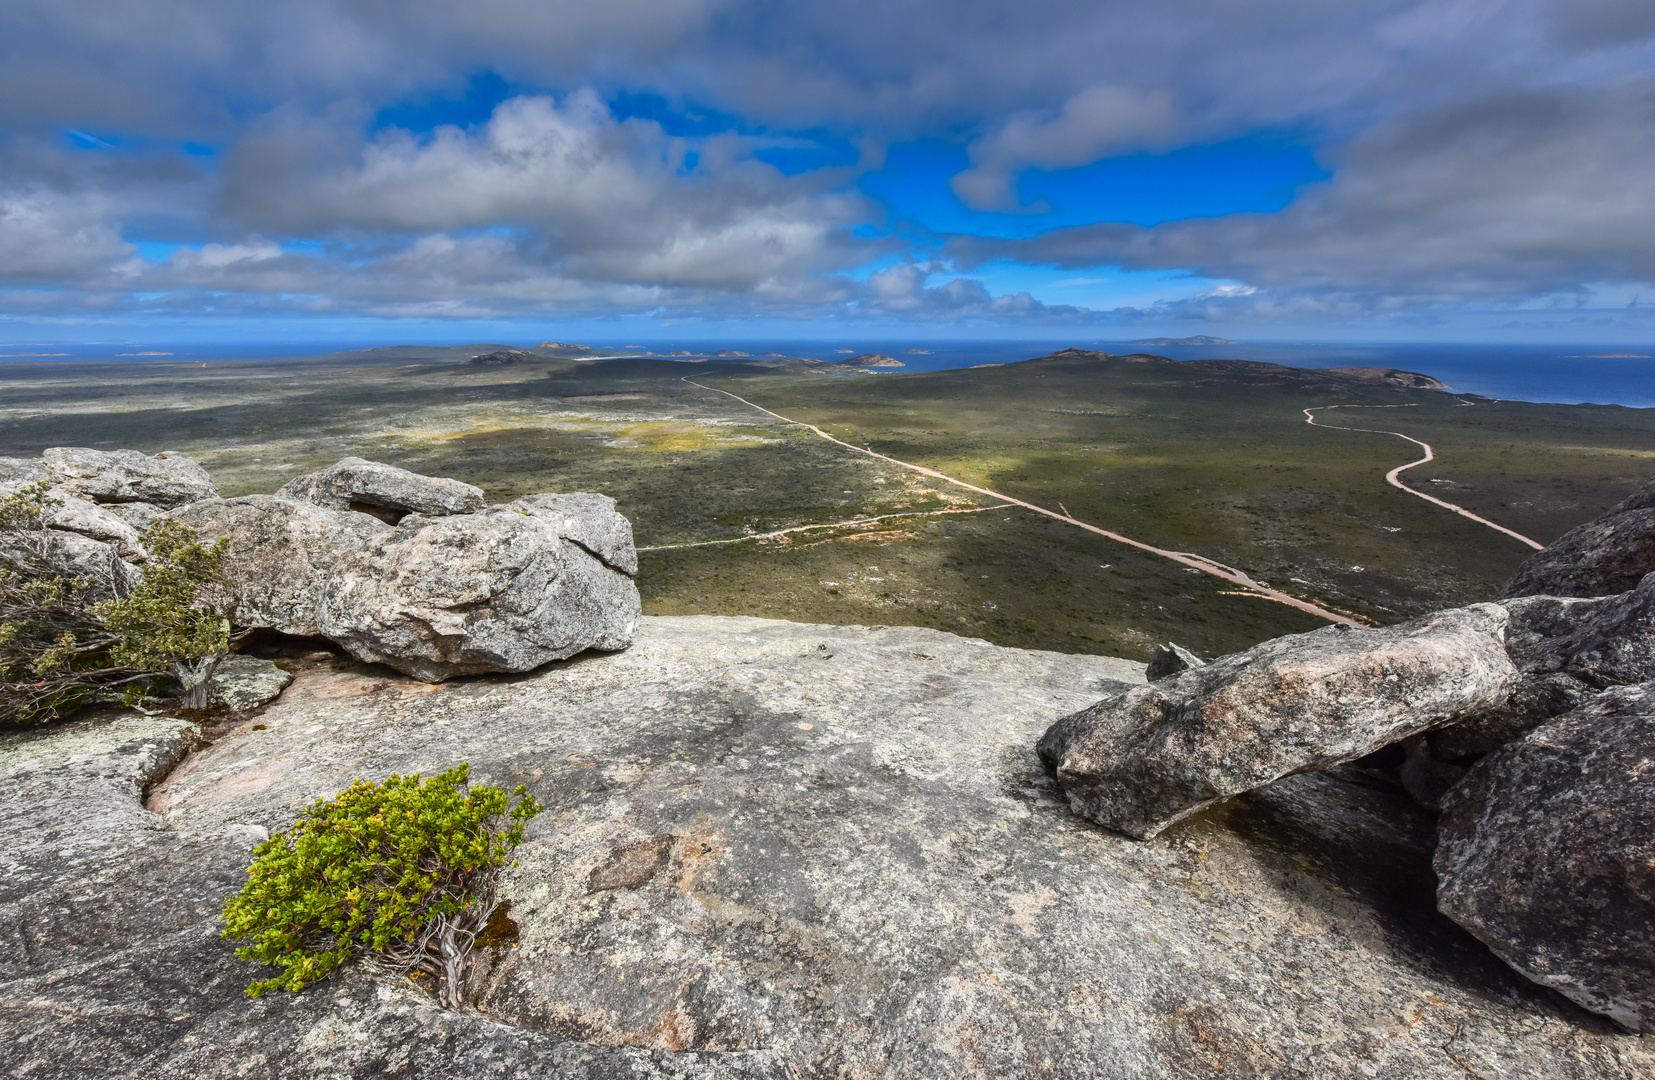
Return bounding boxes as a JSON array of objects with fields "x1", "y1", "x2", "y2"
[{"x1": 2, "y1": 0, "x2": 1654, "y2": 344}]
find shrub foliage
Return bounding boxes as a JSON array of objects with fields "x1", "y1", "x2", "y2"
[
  {"x1": 220, "y1": 764, "x2": 542, "y2": 1007},
  {"x1": 0, "y1": 484, "x2": 231, "y2": 723}
]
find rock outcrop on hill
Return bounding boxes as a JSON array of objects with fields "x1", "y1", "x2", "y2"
[
  {"x1": 1498, "y1": 479, "x2": 1655, "y2": 599},
  {"x1": 1436, "y1": 681, "x2": 1655, "y2": 1033},
  {"x1": 1037, "y1": 604, "x2": 1518, "y2": 838},
  {"x1": 41, "y1": 446, "x2": 219, "y2": 508},
  {"x1": 5, "y1": 617, "x2": 1643, "y2": 1079},
  {"x1": 277, "y1": 457, "x2": 486, "y2": 520},
  {"x1": 2, "y1": 449, "x2": 641, "y2": 682}
]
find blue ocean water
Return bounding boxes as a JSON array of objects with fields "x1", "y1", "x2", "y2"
[{"x1": 5, "y1": 339, "x2": 1653, "y2": 409}]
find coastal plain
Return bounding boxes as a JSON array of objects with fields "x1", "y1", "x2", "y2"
[{"x1": 3, "y1": 344, "x2": 1652, "y2": 660}]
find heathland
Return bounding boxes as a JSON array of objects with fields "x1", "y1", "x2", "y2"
[{"x1": 3, "y1": 343, "x2": 1652, "y2": 661}]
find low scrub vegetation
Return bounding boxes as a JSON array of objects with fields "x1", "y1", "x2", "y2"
[
  {"x1": 0, "y1": 484, "x2": 231, "y2": 724},
  {"x1": 220, "y1": 764, "x2": 542, "y2": 1008}
]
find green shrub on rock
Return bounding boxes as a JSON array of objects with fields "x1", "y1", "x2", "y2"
[
  {"x1": 97, "y1": 518, "x2": 231, "y2": 710},
  {"x1": 220, "y1": 764, "x2": 542, "y2": 1008},
  {"x1": 0, "y1": 485, "x2": 233, "y2": 723}
]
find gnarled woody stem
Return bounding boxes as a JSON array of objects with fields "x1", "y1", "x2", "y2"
[{"x1": 372, "y1": 873, "x2": 499, "y2": 1010}]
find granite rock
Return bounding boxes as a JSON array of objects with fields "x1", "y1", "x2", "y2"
[
  {"x1": 41, "y1": 447, "x2": 218, "y2": 508},
  {"x1": 209, "y1": 655, "x2": 293, "y2": 711},
  {"x1": 509, "y1": 492, "x2": 639, "y2": 575},
  {"x1": 1037, "y1": 604, "x2": 1520, "y2": 838},
  {"x1": 3, "y1": 617, "x2": 1633, "y2": 1078},
  {"x1": 316, "y1": 505, "x2": 640, "y2": 681},
  {"x1": 1436, "y1": 681, "x2": 1655, "y2": 1033},
  {"x1": 1433, "y1": 574, "x2": 1655, "y2": 762},
  {"x1": 37, "y1": 486, "x2": 148, "y2": 560},
  {"x1": 277, "y1": 457, "x2": 485, "y2": 521},
  {"x1": 172, "y1": 496, "x2": 388, "y2": 636},
  {"x1": 1144, "y1": 641, "x2": 1203, "y2": 681},
  {"x1": 1498, "y1": 498, "x2": 1655, "y2": 600}
]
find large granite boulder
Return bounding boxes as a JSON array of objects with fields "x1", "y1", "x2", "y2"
[
  {"x1": 277, "y1": 457, "x2": 485, "y2": 521},
  {"x1": 172, "y1": 496, "x2": 389, "y2": 636},
  {"x1": 5, "y1": 616, "x2": 1642, "y2": 1078},
  {"x1": 1038, "y1": 604, "x2": 1519, "y2": 838},
  {"x1": 1436, "y1": 681, "x2": 1655, "y2": 1033},
  {"x1": 1498, "y1": 478, "x2": 1655, "y2": 599},
  {"x1": 317, "y1": 505, "x2": 639, "y2": 681},
  {"x1": 41, "y1": 447, "x2": 218, "y2": 508}
]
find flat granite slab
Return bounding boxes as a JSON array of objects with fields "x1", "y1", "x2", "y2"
[{"x1": 3, "y1": 615, "x2": 1650, "y2": 1078}]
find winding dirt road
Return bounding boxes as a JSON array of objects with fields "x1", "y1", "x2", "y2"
[
  {"x1": 686, "y1": 377, "x2": 1360, "y2": 625},
  {"x1": 1304, "y1": 405, "x2": 1543, "y2": 550}
]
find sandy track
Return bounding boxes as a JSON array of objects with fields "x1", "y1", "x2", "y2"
[
  {"x1": 1304, "y1": 406, "x2": 1543, "y2": 550},
  {"x1": 686, "y1": 378, "x2": 1359, "y2": 625},
  {"x1": 638, "y1": 503, "x2": 1016, "y2": 552}
]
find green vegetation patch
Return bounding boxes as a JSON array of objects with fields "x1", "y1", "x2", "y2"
[{"x1": 220, "y1": 764, "x2": 541, "y2": 1008}]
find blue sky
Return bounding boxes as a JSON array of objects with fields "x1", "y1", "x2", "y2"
[{"x1": 1, "y1": 0, "x2": 1653, "y2": 344}]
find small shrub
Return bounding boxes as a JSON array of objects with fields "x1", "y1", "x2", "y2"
[
  {"x1": 0, "y1": 487, "x2": 233, "y2": 723},
  {"x1": 220, "y1": 764, "x2": 542, "y2": 1008},
  {"x1": 97, "y1": 518, "x2": 231, "y2": 709}
]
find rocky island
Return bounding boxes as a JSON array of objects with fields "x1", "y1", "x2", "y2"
[{"x1": 3, "y1": 447, "x2": 1653, "y2": 1078}]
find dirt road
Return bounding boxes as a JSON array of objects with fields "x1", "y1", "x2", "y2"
[
  {"x1": 687, "y1": 378, "x2": 1360, "y2": 625},
  {"x1": 1304, "y1": 406, "x2": 1543, "y2": 550}
]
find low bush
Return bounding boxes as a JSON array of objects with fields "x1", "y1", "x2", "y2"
[
  {"x1": 0, "y1": 484, "x2": 231, "y2": 723},
  {"x1": 220, "y1": 764, "x2": 542, "y2": 1008}
]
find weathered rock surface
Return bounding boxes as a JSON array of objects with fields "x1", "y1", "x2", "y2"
[
  {"x1": 209, "y1": 655, "x2": 292, "y2": 711},
  {"x1": 37, "y1": 486, "x2": 147, "y2": 560},
  {"x1": 1498, "y1": 491, "x2": 1655, "y2": 600},
  {"x1": 5, "y1": 617, "x2": 1641, "y2": 1078},
  {"x1": 0, "y1": 526, "x2": 144, "y2": 602},
  {"x1": 101, "y1": 500, "x2": 167, "y2": 532},
  {"x1": 510, "y1": 492, "x2": 639, "y2": 575},
  {"x1": 1436, "y1": 681, "x2": 1655, "y2": 1033},
  {"x1": 1433, "y1": 574, "x2": 1655, "y2": 761},
  {"x1": 1503, "y1": 572, "x2": 1655, "y2": 687},
  {"x1": 277, "y1": 456, "x2": 485, "y2": 520},
  {"x1": 41, "y1": 447, "x2": 218, "y2": 508},
  {"x1": 0, "y1": 457, "x2": 48, "y2": 485},
  {"x1": 172, "y1": 496, "x2": 388, "y2": 636},
  {"x1": 317, "y1": 506, "x2": 640, "y2": 681},
  {"x1": 1144, "y1": 640, "x2": 1203, "y2": 680},
  {"x1": 1038, "y1": 604, "x2": 1520, "y2": 838}
]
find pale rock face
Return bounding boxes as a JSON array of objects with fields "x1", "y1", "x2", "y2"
[
  {"x1": 6, "y1": 618, "x2": 1636, "y2": 1078},
  {"x1": 508, "y1": 492, "x2": 638, "y2": 575},
  {"x1": 41, "y1": 447, "x2": 218, "y2": 508},
  {"x1": 1, "y1": 527, "x2": 144, "y2": 602},
  {"x1": 317, "y1": 506, "x2": 640, "y2": 681},
  {"x1": 37, "y1": 485, "x2": 147, "y2": 561},
  {"x1": 172, "y1": 495, "x2": 388, "y2": 636},
  {"x1": 277, "y1": 456, "x2": 485, "y2": 520},
  {"x1": 100, "y1": 501, "x2": 167, "y2": 532},
  {"x1": 1037, "y1": 603, "x2": 1520, "y2": 838},
  {"x1": 1436, "y1": 681, "x2": 1655, "y2": 1033},
  {"x1": 0, "y1": 456, "x2": 48, "y2": 485}
]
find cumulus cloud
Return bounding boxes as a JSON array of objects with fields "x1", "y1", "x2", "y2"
[
  {"x1": 980, "y1": 74, "x2": 1655, "y2": 310},
  {"x1": 0, "y1": 0, "x2": 1652, "y2": 328},
  {"x1": 951, "y1": 86, "x2": 1175, "y2": 210}
]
